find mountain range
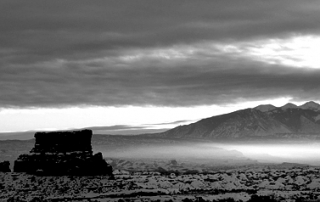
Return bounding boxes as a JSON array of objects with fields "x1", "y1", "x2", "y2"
[
  {"x1": 2, "y1": 101, "x2": 320, "y2": 141},
  {"x1": 151, "y1": 101, "x2": 320, "y2": 139}
]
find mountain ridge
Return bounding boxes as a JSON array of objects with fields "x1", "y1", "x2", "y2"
[{"x1": 151, "y1": 101, "x2": 320, "y2": 139}]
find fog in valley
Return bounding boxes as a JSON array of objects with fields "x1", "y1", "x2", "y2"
[
  {"x1": 222, "y1": 142, "x2": 320, "y2": 166},
  {"x1": 99, "y1": 140, "x2": 320, "y2": 166},
  {"x1": 103, "y1": 143, "x2": 243, "y2": 160}
]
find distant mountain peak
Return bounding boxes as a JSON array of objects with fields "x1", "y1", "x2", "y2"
[
  {"x1": 281, "y1": 103, "x2": 298, "y2": 110},
  {"x1": 154, "y1": 100, "x2": 320, "y2": 140},
  {"x1": 299, "y1": 101, "x2": 320, "y2": 111},
  {"x1": 254, "y1": 104, "x2": 276, "y2": 112}
]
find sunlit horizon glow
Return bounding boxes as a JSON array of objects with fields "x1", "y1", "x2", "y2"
[{"x1": 0, "y1": 97, "x2": 307, "y2": 133}]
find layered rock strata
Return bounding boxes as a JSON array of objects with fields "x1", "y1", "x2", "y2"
[{"x1": 13, "y1": 129, "x2": 112, "y2": 176}]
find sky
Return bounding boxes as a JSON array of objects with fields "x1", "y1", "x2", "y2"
[{"x1": 1, "y1": 0, "x2": 320, "y2": 134}]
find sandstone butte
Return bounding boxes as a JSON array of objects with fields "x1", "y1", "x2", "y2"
[{"x1": 13, "y1": 129, "x2": 113, "y2": 176}]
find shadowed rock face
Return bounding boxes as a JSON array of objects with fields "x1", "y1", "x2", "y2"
[
  {"x1": 13, "y1": 130, "x2": 113, "y2": 176},
  {"x1": 32, "y1": 130, "x2": 92, "y2": 153},
  {"x1": 0, "y1": 161, "x2": 10, "y2": 172}
]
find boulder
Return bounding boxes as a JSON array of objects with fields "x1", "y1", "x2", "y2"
[
  {"x1": 0, "y1": 161, "x2": 11, "y2": 172},
  {"x1": 13, "y1": 129, "x2": 113, "y2": 176}
]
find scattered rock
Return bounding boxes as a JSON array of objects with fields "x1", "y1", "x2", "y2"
[
  {"x1": 0, "y1": 161, "x2": 11, "y2": 172},
  {"x1": 13, "y1": 129, "x2": 113, "y2": 176}
]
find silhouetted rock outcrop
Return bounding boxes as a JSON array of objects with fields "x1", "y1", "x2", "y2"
[
  {"x1": 0, "y1": 161, "x2": 11, "y2": 172},
  {"x1": 13, "y1": 129, "x2": 113, "y2": 176}
]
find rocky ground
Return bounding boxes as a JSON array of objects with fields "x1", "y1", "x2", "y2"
[
  {"x1": 106, "y1": 158, "x2": 258, "y2": 174},
  {"x1": 1, "y1": 166, "x2": 320, "y2": 202}
]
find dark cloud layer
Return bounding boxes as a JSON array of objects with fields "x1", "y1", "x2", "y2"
[
  {"x1": 2, "y1": 0, "x2": 320, "y2": 63},
  {"x1": 1, "y1": 60, "x2": 320, "y2": 107},
  {"x1": 1, "y1": 0, "x2": 320, "y2": 108}
]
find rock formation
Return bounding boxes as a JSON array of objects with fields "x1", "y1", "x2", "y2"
[
  {"x1": 13, "y1": 129, "x2": 113, "y2": 176},
  {"x1": 0, "y1": 161, "x2": 11, "y2": 172}
]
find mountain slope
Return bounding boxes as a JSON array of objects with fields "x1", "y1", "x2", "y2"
[{"x1": 155, "y1": 101, "x2": 320, "y2": 139}]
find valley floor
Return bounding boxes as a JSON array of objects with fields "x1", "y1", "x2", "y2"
[{"x1": 1, "y1": 166, "x2": 320, "y2": 202}]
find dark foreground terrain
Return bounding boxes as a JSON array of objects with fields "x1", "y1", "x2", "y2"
[
  {"x1": 1, "y1": 165, "x2": 320, "y2": 202},
  {"x1": 2, "y1": 133, "x2": 320, "y2": 201}
]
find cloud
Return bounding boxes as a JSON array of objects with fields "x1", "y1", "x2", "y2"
[
  {"x1": 219, "y1": 35, "x2": 320, "y2": 69},
  {"x1": 86, "y1": 125, "x2": 145, "y2": 131},
  {"x1": 84, "y1": 125, "x2": 167, "y2": 135},
  {"x1": 1, "y1": 0, "x2": 320, "y2": 63},
  {"x1": 1, "y1": 0, "x2": 320, "y2": 108},
  {"x1": 144, "y1": 120, "x2": 192, "y2": 126},
  {"x1": 1, "y1": 52, "x2": 320, "y2": 108}
]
